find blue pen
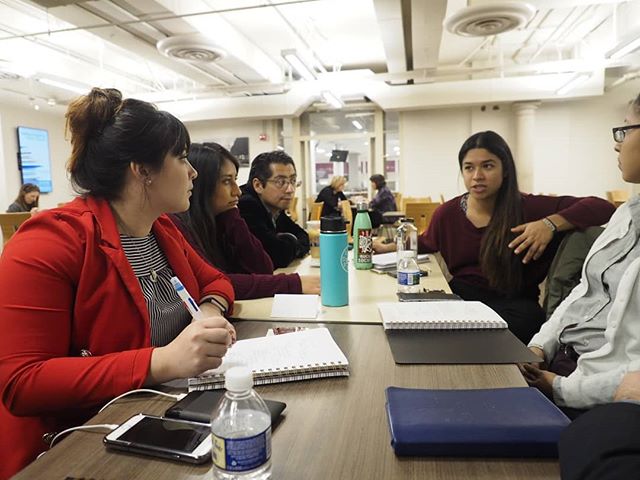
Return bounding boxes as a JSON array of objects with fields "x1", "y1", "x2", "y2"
[{"x1": 170, "y1": 276, "x2": 204, "y2": 321}]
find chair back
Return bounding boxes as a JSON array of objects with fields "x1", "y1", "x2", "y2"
[
  {"x1": 0, "y1": 212, "x2": 31, "y2": 247},
  {"x1": 401, "y1": 196, "x2": 431, "y2": 212},
  {"x1": 606, "y1": 190, "x2": 629, "y2": 208},
  {"x1": 310, "y1": 202, "x2": 323, "y2": 221},
  {"x1": 404, "y1": 202, "x2": 440, "y2": 234},
  {"x1": 393, "y1": 192, "x2": 402, "y2": 211},
  {"x1": 340, "y1": 200, "x2": 353, "y2": 242}
]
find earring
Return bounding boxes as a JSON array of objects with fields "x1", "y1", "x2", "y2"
[{"x1": 145, "y1": 178, "x2": 152, "y2": 186}]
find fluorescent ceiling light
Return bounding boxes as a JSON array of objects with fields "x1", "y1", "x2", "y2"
[
  {"x1": 321, "y1": 91, "x2": 344, "y2": 109},
  {"x1": 38, "y1": 77, "x2": 88, "y2": 94},
  {"x1": 556, "y1": 73, "x2": 591, "y2": 96},
  {"x1": 606, "y1": 35, "x2": 640, "y2": 60},
  {"x1": 351, "y1": 120, "x2": 364, "y2": 130},
  {"x1": 282, "y1": 49, "x2": 316, "y2": 81}
]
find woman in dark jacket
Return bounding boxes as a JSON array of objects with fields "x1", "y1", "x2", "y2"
[{"x1": 315, "y1": 175, "x2": 347, "y2": 217}]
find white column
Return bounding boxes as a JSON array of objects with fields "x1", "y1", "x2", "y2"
[{"x1": 512, "y1": 102, "x2": 540, "y2": 193}]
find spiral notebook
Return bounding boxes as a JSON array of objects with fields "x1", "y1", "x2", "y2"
[
  {"x1": 378, "y1": 300, "x2": 507, "y2": 330},
  {"x1": 188, "y1": 327, "x2": 349, "y2": 391}
]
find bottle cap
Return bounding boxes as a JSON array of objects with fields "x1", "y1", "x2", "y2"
[
  {"x1": 320, "y1": 216, "x2": 346, "y2": 233},
  {"x1": 224, "y1": 366, "x2": 254, "y2": 392},
  {"x1": 400, "y1": 217, "x2": 415, "y2": 223},
  {"x1": 356, "y1": 202, "x2": 368, "y2": 212}
]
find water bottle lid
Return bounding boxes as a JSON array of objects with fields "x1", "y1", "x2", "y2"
[
  {"x1": 321, "y1": 216, "x2": 346, "y2": 232},
  {"x1": 224, "y1": 366, "x2": 254, "y2": 392},
  {"x1": 356, "y1": 202, "x2": 368, "y2": 212},
  {"x1": 400, "y1": 217, "x2": 415, "y2": 223}
]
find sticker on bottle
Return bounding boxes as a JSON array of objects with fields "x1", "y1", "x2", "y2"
[
  {"x1": 340, "y1": 246, "x2": 349, "y2": 272},
  {"x1": 397, "y1": 271, "x2": 420, "y2": 286},
  {"x1": 212, "y1": 427, "x2": 271, "y2": 472},
  {"x1": 356, "y1": 229, "x2": 372, "y2": 263}
]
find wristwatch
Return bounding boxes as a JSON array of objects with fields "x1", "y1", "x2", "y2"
[{"x1": 541, "y1": 217, "x2": 557, "y2": 234}]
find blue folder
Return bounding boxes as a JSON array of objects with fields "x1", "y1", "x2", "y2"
[{"x1": 385, "y1": 386, "x2": 570, "y2": 457}]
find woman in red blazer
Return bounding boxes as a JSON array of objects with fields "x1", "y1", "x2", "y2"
[{"x1": 0, "y1": 88, "x2": 235, "y2": 479}]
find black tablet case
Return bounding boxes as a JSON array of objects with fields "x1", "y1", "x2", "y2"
[
  {"x1": 385, "y1": 328, "x2": 542, "y2": 364},
  {"x1": 165, "y1": 391, "x2": 286, "y2": 425}
]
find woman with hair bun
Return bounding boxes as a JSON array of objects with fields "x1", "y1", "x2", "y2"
[{"x1": 0, "y1": 88, "x2": 235, "y2": 479}]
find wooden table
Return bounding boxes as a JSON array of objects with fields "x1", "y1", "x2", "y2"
[
  {"x1": 15, "y1": 321, "x2": 559, "y2": 480},
  {"x1": 232, "y1": 255, "x2": 451, "y2": 323}
]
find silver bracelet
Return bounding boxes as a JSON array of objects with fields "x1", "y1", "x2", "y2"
[{"x1": 541, "y1": 217, "x2": 557, "y2": 234}]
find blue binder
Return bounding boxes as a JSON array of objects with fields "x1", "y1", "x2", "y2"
[{"x1": 385, "y1": 386, "x2": 570, "y2": 457}]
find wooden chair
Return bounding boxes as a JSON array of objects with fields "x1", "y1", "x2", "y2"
[
  {"x1": 439, "y1": 194, "x2": 445, "y2": 204},
  {"x1": 401, "y1": 196, "x2": 431, "y2": 212},
  {"x1": 606, "y1": 190, "x2": 629, "y2": 208},
  {"x1": 340, "y1": 200, "x2": 353, "y2": 242},
  {"x1": 392, "y1": 192, "x2": 402, "y2": 211},
  {"x1": 0, "y1": 212, "x2": 31, "y2": 247},
  {"x1": 309, "y1": 202, "x2": 324, "y2": 221},
  {"x1": 287, "y1": 197, "x2": 299, "y2": 223},
  {"x1": 404, "y1": 202, "x2": 441, "y2": 234}
]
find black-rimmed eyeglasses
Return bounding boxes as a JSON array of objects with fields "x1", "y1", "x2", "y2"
[
  {"x1": 612, "y1": 124, "x2": 640, "y2": 143},
  {"x1": 266, "y1": 177, "x2": 302, "y2": 189}
]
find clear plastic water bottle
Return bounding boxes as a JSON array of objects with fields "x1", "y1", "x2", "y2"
[
  {"x1": 211, "y1": 367, "x2": 272, "y2": 480},
  {"x1": 396, "y1": 218, "x2": 421, "y2": 293}
]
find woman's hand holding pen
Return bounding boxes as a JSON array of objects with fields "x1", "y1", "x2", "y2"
[{"x1": 147, "y1": 316, "x2": 234, "y2": 385}]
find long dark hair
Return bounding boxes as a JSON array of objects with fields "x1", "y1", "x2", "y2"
[
  {"x1": 177, "y1": 142, "x2": 239, "y2": 270},
  {"x1": 458, "y1": 131, "x2": 523, "y2": 295},
  {"x1": 65, "y1": 88, "x2": 190, "y2": 200},
  {"x1": 14, "y1": 183, "x2": 40, "y2": 210}
]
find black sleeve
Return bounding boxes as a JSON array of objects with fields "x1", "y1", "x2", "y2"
[{"x1": 559, "y1": 402, "x2": 640, "y2": 480}]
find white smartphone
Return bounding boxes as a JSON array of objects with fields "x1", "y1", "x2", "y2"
[{"x1": 104, "y1": 413, "x2": 211, "y2": 464}]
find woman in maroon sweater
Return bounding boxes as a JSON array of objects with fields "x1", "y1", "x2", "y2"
[
  {"x1": 171, "y1": 143, "x2": 320, "y2": 300},
  {"x1": 422, "y1": 131, "x2": 615, "y2": 342},
  {"x1": 377, "y1": 131, "x2": 614, "y2": 343}
]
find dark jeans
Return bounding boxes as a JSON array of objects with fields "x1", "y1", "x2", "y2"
[{"x1": 449, "y1": 279, "x2": 545, "y2": 344}]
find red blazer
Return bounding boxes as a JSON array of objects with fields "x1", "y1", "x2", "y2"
[{"x1": 0, "y1": 197, "x2": 234, "y2": 479}]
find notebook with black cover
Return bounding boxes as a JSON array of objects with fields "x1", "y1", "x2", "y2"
[{"x1": 165, "y1": 391, "x2": 286, "y2": 425}]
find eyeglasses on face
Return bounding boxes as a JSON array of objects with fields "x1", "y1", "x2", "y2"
[
  {"x1": 266, "y1": 177, "x2": 301, "y2": 189},
  {"x1": 612, "y1": 124, "x2": 640, "y2": 143}
]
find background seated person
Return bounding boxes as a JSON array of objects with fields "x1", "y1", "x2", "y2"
[
  {"x1": 521, "y1": 93, "x2": 640, "y2": 412},
  {"x1": 368, "y1": 174, "x2": 397, "y2": 227},
  {"x1": 6, "y1": 183, "x2": 40, "y2": 213},
  {"x1": 375, "y1": 131, "x2": 614, "y2": 344},
  {"x1": 171, "y1": 143, "x2": 319, "y2": 299},
  {"x1": 315, "y1": 175, "x2": 347, "y2": 218},
  {"x1": 238, "y1": 150, "x2": 309, "y2": 268},
  {"x1": 0, "y1": 88, "x2": 235, "y2": 479}
]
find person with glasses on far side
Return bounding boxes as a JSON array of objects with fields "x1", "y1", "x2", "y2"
[
  {"x1": 522, "y1": 92, "x2": 640, "y2": 415},
  {"x1": 238, "y1": 150, "x2": 310, "y2": 268}
]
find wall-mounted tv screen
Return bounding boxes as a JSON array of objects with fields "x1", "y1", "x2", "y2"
[
  {"x1": 17, "y1": 126, "x2": 52, "y2": 193},
  {"x1": 330, "y1": 149, "x2": 348, "y2": 162}
]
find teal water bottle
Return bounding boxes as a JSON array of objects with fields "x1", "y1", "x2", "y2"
[
  {"x1": 320, "y1": 216, "x2": 349, "y2": 307},
  {"x1": 353, "y1": 202, "x2": 373, "y2": 270}
]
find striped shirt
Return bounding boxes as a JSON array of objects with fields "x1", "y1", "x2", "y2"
[{"x1": 120, "y1": 233, "x2": 191, "y2": 346}]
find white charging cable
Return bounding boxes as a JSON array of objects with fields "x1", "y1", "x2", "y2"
[{"x1": 98, "y1": 388, "x2": 188, "y2": 413}]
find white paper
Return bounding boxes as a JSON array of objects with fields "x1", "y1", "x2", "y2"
[
  {"x1": 270, "y1": 294, "x2": 319, "y2": 319},
  {"x1": 372, "y1": 252, "x2": 430, "y2": 267}
]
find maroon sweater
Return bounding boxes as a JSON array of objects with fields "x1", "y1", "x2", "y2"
[
  {"x1": 170, "y1": 210, "x2": 302, "y2": 300},
  {"x1": 418, "y1": 193, "x2": 615, "y2": 300}
]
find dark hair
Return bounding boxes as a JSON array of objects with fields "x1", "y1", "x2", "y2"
[
  {"x1": 370, "y1": 174, "x2": 386, "y2": 189},
  {"x1": 65, "y1": 87, "x2": 190, "y2": 200},
  {"x1": 177, "y1": 143, "x2": 239, "y2": 270},
  {"x1": 14, "y1": 183, "x2": 40, "y2": 210},
  {"x1": 248, "y1": 150, "x2": 295, "y2": 186},
  {"x1": 458, "y1": 131, "x2": 523, "y2": 295},
  {"x1": 632, "y1": 92, "x2": 640, "y2": 116}
]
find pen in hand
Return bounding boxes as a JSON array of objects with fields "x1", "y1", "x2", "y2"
[
  {"x1": 170, "y1": 276, "x2": 205, "y2": 320},
  {"x1": 170, "y1": 276, "x2": 235, "y2": 345}
]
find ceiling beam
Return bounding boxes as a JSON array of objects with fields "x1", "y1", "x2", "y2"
[
  {"x1": 411, "y1": 0, "x2": 446, "y2": 70},
  {"x1": 373, "y1": 0, "x2": 407, "y2": 73}
]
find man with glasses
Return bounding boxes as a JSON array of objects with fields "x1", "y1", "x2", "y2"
[{"x1": 239, "y1": 151, "x2": 310, "y2": 268}]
